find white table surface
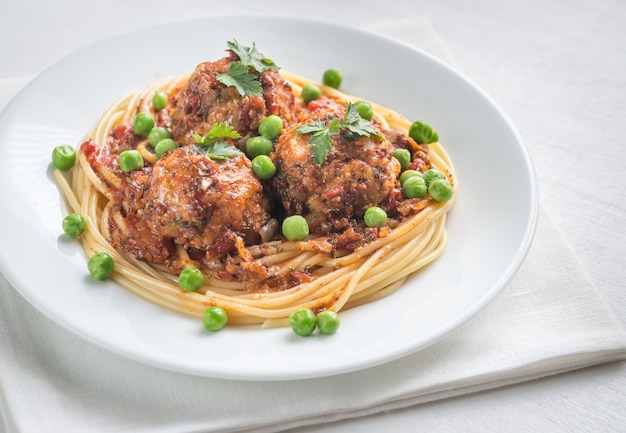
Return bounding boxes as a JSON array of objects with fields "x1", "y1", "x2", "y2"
[{"x1": 2, "y1": 0, "x2": 625, "y2": 431}]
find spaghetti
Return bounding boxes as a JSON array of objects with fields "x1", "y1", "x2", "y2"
[{"x1": 54, "y1": 44, "x2": 456, "y2": 328}]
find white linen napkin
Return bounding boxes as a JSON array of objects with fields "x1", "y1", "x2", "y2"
[{"x1": 1, "y1": 18, "x2": 626, "y2": 433}]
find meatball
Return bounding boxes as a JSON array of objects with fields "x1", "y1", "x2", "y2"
[
  {"x1": 142, "y1": 147, "x2": 271, "y2": 250},
  {"x1": 109, "y1": 146, "x2": 272, "y2": 263},
  {"x1": 272, "y1": 101, "x2": 401, "y2": 233},
  {"x1": 259, "y1": 68, "x2": 297, "y2": 125},
  {"x1": 107, "y1": 166, "x2": 175, "y2": 264},
  {"x1": 169, "y1": 52, "x2": 296, "y2": 148}
]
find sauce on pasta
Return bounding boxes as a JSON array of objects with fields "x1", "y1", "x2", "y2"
[{"x1": 53, "y1": 41, "x2": 456, "y2": 328}]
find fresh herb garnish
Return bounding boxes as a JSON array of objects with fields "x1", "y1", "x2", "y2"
[
  {"x1": 296, "y1": 102, "x2": 382, "y2": 165},
  {"x1": 203, "y1": 141, "x2": 244, "y2": 160},
  {"x1": 341, "y1": 102, "x2": 382, "y2": 138},
  {"x1": 193, "y1": 122, "x2": 244, "y2": 160},
  {"x1": 296, "y1": 118, "x2": 341, "y2": 165},
  {"x1": 193, "y1": 122, "x2": 241, "y2": 145},
  {"x1": 226, "y1": 40, "x2": 278, "y2": 73},
  {"x1": 216, "y1": 40, "x2": 278, "y2": 97},
  {"x1": 216, "y1": 62, "x2": 263, "y2": 97}
]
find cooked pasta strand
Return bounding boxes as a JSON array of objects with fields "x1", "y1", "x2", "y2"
[{"x1": 54, "y1": 68, "x2": 456, "y2": 328}]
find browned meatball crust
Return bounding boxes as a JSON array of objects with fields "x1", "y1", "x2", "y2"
[
  {"x1": 108, "y1": 146, "x2": 271, "y2": 264},
  {"x1": 169, "y1": 52, "x2": 296, "y2": 148},
  {"x1": 143, "y1": 147, "x2": 271, "y2": 248},
  {"x1": 272, "y1": 101, "x2": 401, "y2": 233}
]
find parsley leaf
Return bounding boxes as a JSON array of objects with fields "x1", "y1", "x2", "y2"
[
  {"x1": 216, "y1": 62, "x2": 263, "y2": 97},
  {"x1": 193, "y1": 122, "x2": 241, "y2": 145},
  {"x1": 342, "y1": 102, "x2": 383, "y2": 138},
  {"x1": 296, "y1": 119, "x2": 341, "y2": 165},
  {"x1": 226, "y1": 40, "x2": 278, "y2": 73},
  {"x1": 216, "y1": 41, "x2": 278, "y2": 97},
  {"x1": 296, "y1": 102, "x2": 382, "y2": 165},
  {"x1": 203, "y1": 141, "x2": 244, "y2": 160},
  {"x1": 193, "y1": 122, "x2": 243, "y2": 160},
  {"x1": 296, "y1": 120, "x2": 332, "y2": 135}
]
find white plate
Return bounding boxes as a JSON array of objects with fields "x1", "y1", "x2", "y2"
[{"x1": 0, "y1": 16, "x2": 537, "y2": 381}]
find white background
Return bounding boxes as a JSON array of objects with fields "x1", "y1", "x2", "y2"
[{"x1": 1, "y1": 0, "x2": 625, "y2": 431}]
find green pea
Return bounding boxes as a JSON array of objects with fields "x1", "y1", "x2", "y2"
[
  {"x1": 51, "y1": 145, "x2": 76, "y2": 171},
  {"x1": 202, "y1": 306, "x2": 228, "y2": 331},
  {"x1": 118, "y1": 150, "x2": 144, "y2": 172},
  {"x1": 62, "y1": 213, "x2": 86, "y2": 238},
  {"x1": 400, "y1": 169, "x2": 423, "y2": 186},
  {"x1": 392, "y1": 148, "x2": 411, "y2": 170},
  {"x1": 246, "y1": 136, "x2": 274, "y2": 158},
  {"x1": 258, "y1": 115, "x2": 283, "y2": 140},
  {"x1": 428, "y1": 178, "x2": 454, "y2": 202},
  {"x1": 322, "y1": 68, "x2": 342, "y2": 89},
  {"x1": 317, "y1": 310, "x2": 340, "y2": 335},
  {"x1": 422, "y1": 168, "x2": 445, "y2": 187},
  {"x1": 363, "y1": 206, "x2": 387, "y2": 228},
  {"x1": 179, "y1": 267, "x2": 205, "y2": 292},
  {"x1": 282, "y1": 215, "x2": 309, "y2": 241},
  {"x1": 155, "y1": 138, "x2": 177, "y2": 159},
  {"x1": 289, "y1": 308, "x2": 317, "y2": 336},
  {"x1": 301, "y1": 84, "x2": 322, "y2": 103},
  {"x1": 402, "y1": 175, "x2": 427, "y2": 199},
  {"x1": 148, "y1": 127, "x2": 172, "y2": 147},
  {"x1": 251, "y1": 155, "x2": 276, "y2": 179},
  {"x1": 354, "y1": 100, "x2": 373, "y2": 120},
  {"x1": 409, "y1": 120, "x2": 439, "y2": 144},
  {"x1": 152, "y1": 90, "x2": 167, "y2": 111},
  {"x1": 87, "y1": 252, "x2": 114, "y2": 281},
  {"x1": 133, "y1": 112, "x2": 155, "y2": 135}
]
